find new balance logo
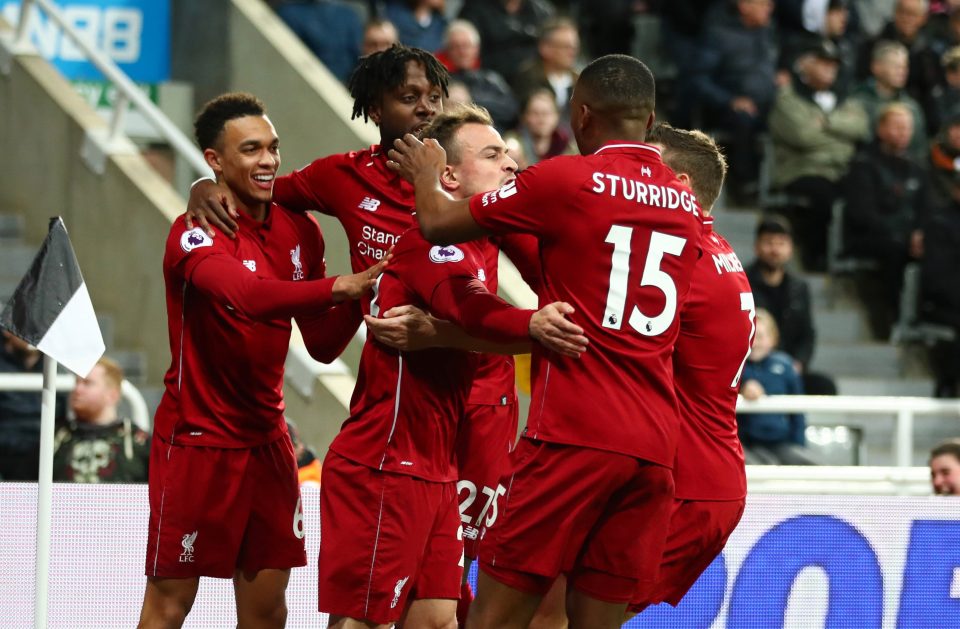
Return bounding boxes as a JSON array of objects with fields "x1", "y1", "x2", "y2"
[
  {"x1": 391, "y1": 576, "x2": 410, "y2": 608},
  {"x1": 179, "y1": 531, "x2": 197, "y2": 563},
  {"x1": 242, "y1": 260, "x2": 257, "y2": 272},
  {"x1": 358, "y1": 197, "x2": 381, "y2": 211}
]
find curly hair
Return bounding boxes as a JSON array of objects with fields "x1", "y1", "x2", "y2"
[{"x1": 347, "y1": 44, "x2": 449, "y2": 122}]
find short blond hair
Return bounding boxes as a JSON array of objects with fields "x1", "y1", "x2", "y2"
[{"x1": 96, "y1": 357, "x2": 124, "y2": 391}]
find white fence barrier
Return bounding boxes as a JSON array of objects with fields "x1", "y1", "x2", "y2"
[
  {"x1": 0, "y1": 373, "x2": 150, "y2": 430},
  {"x1": 736, "y1": 395, "x2": 960, "y2": 467}
]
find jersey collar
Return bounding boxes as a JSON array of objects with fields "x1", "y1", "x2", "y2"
[{"x1": 593, "y1": 142, "x2": 662, "y2": 157}]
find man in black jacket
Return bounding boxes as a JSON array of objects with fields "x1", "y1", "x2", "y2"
[{"x1": 746, "y1": 215, "x2": 837, "y2": 394}]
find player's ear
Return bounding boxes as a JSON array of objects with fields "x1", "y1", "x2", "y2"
[
  {"x1": 676, "y1": 172, "x2": 692, "y2": 187},
  {"x1": 203, "y1": 148, "x2": 222, "y2": 174},
  {"x1": 368, "y1": 102, "x2": 383, "y2": 126},
  {"x1": 439, "y1": 164, "x2": 460, "y2": 192},
  {"x1": 646, "y1": 110, "x2": 656, "y2": 130}
]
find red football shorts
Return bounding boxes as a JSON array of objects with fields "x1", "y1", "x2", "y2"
[
  {"x1": 318, "y1": 451, "x2": 463, "y2": 624},
  {"x1": 479, "y1": 438, "x2": 674, "y2": 604},
  {"x1": 456, "y1": 402, "x2": 518, "y2": 559},
  {"x1": 144, "y1": 434, "x2": 306, "y2": 578},
  {"x1": 629, "y1": 497, "x2": 745, "y2": 613}
]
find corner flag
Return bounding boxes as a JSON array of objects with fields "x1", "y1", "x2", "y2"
[{"x1": 0, "y1": 217, "x2": 104, "y2": 377}]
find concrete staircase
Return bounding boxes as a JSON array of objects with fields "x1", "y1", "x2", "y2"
[
  {"x1": 0, "y1": 213, "x2": 162, "y2": 420},
  {"x1": 712, "y1": 204, "x2": 947, "y2": 466}
]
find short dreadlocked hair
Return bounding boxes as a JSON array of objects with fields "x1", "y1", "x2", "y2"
[
  {"x1": 347, "y1": 44, "x2": 449, "y2": 123},
  {"x1": 194, "y1": 92, "x2": 266, "y2": 151}
]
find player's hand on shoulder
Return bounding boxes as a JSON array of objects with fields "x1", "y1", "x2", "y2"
[
  {"x1": 185, "y1": 178, "x2": 239, "y2": 239},
  {"x1": 364, "y1": 305, "x2": 440, "y2": 351},
  {"x1": 386, "y1": 134, "x2": 446, "y2": 183},
  {"x1": 529, "y1": 302, "x2": 588, "y2": 359},
  {"x1": 332, "y1": 249, "x2": 393, "y2": 302}
]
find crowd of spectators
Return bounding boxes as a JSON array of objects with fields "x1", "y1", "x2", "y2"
[{"x1": 230, "y1": 1, "x2": 960, "y2": 409}]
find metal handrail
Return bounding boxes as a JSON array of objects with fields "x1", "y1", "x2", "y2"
[
  {"x1": 0, "y1": 373, "x2": 150, "y2": 431},
  {"x1": 11, "y1": 0, "x2": 211, "y2": 176},
  {"x1": 737, "y1": 395, "x2": 960, "y2": 468}
]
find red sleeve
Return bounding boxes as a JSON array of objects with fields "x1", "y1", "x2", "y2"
[
  {"x1": 189, "y1": 255, "x2": 337, "y2": 320},
  {"x1": 468, "y1": 159, "x2": 571, "y2": 238},
  {"x1": 429, "y1": 277, "x2": 533, "y2": 344},
  {"x1": 273, "y1": 155, "x2": 340, "y2": 216},
  {"x1": 497, "y1": 233, "x2": 542, "y2": 292},
  {"x1": 297, "y1": 300, "x2": 363, "y2": 363}
]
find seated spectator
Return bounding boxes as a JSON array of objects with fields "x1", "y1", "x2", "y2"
[
  {"x1": 0, "y1": 329, "x2": 66, "y2": 481},
  {"x1": 275, "y1": 0, "x2": 363, "y2": 83},
  {"x1": 52, "y1": 357, "x2": 149, "y2": 483},
  {"x1": 435, "y1": 19, "x2": 519, "y2": 129},
  {"x1": 286, "y1": 418, "x2": 321, "y2": 486},
  {"x1": 458, "y1": 0, "x2": 556, "y2": 85},
  {"x1": 932, "y1": 45, "x2": 960, "y2": 130},
  {"x1": 769, "y1": 39, "x2": 869, "y2": 271},
  {"x1": 858, "y1": 0, "x2": 942, "y2": 135},
  {"x1": 383, "y1": 0, "x2": 448, "y2": 52},
  {"x1": 738, "y1": 308, "x2": 817, "y2": 465},
  {"x1": 746, "y1": 215, "x2": 838, "y2": 395},
  {"x1": 510, "y1": 17, "x2": 580, "y2": 133},
  {"x1": 503, "y1": 88, "x2": 575, "y2": 169},
  {"x1": 445, "y1": 79, "x2": 472, "y2": 107},
  {"x1": 574, "y1": 0, "x2": 639, "y2": 58},
  {"x1": 930, "y1": 439, "x2": 960, "y2": 494},
  {"x1": 777, "y1": 0, "x2": 863, "y2": 96},
  {"x1": 851, "y1": 40, "x2": 929, "y2": 160},
  {"x1": 693, "y1": 0, "x2": 779, "y2": 203},
  {"x1": 660, "y1": 0, "x2": 718, "y2": 128},
  {"x1": 844, "y1": 103, "x2": 930, "y2": 339},
  {"x1": 920, "y1": 143, "x2": 960, "y2": 397},
  {"x1": 361, "y1": 17, "x2": 399, "y2": 57}
]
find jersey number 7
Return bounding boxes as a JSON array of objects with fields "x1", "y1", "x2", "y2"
[{"x1": 602, "y1": 227, "x2": 687, "y2": 336}]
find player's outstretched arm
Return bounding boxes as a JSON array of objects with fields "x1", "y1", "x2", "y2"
[
  {"x1": 386, "y1": 134, "x2": 488, "y2": 244},
  {"x1": 332, "y1": 253, "x2": 391, "y2": 302},
  {"x1": 184, "y1": 179, "x2": 239, "y2": 238},
  {"x1": 529, "y1": 302, "x2": 589, "y2": 358},
  {"x1": 298, "y1": 301, "x2": 363, "y2": 363}
]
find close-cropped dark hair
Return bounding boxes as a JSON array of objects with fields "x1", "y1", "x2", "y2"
[
  {"x1": 931, "y1": 439, "x2": 960, "y2": 463},
  {"x1": 422, "y1": 103, "x2": 494, "y2": 164},
  {"x1": 194, "y1": 92, "x2": 266, "y2": 151},
  {"x1": 756, "y1": 214, "x2": 794, "y2": 238},
  {"x1": 347, "y1": 44, "x2": 449, "y2": 123},
  {"x1": 576, "y1": 54, "x2": 655, "y2": 119},
  {"x1": 647, "y1": 123, "x2": 728, "y2": 212}
]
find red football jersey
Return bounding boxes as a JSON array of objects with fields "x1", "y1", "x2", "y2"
[
  {"x1": 469, "y1": 142, "x2": 703, "y2": 467},
  {"x1": 329, "y1": 228, "x2": 533, "y2": 482},
  {"x1": 275, "y1": 146, "x2": 519, "y2": 406},
  {"x1": 672, "y1": 218, "x2": 753, "y2": 500},
  {"x1": 155, "y1": 207, "x2": 329, "y2": 448}
]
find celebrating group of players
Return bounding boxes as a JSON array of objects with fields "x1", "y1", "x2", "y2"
[{"x1": 136, "y1": 43, "x2": 755, "y2": 629}]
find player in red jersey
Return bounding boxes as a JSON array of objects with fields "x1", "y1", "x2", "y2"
[
  {"x1": 138, "y1": 93, "x2": 384, "y2": 629},
  {"x1": 362, "y1": 105, "x2": 543, "y2": 620},
  {"x1": 388, "y1": 55, "x2": 704, "y2": 628},
  {"x1": 319, "y1": 108, "x2": 588, "y2": 628},
  {"x1": 526, "y1": 123, "x2": 754, "y2": 624},
  {"x1": 624, "y1": 123, "x2": 751, "y2": 616}
]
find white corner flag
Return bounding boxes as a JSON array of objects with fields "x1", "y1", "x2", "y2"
[{"x1": 0, "y1": 217, "x2": 104, "y2": 377}]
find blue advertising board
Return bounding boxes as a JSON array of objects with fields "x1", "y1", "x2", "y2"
[{"x1": 1, "y1": 0, "x2": 169, "y2": 82}]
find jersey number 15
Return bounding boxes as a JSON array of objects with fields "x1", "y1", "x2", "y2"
[{"x1": 602, "y1": 227, "x2": 686, "y2": 337}]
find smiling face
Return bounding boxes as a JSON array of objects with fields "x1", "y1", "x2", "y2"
[
  {"x1": 205, "y1": 114, "x2": 279, "y2": 216},
  {"x1": 445, "y1": 123, "x2": 518, "y2": 199},
  {"x1": 931, "y1": 453, "x2": 960, "y2": 495},
  {"x1": 369, "y1": 60, "x2": 444, "y2": 146}
]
